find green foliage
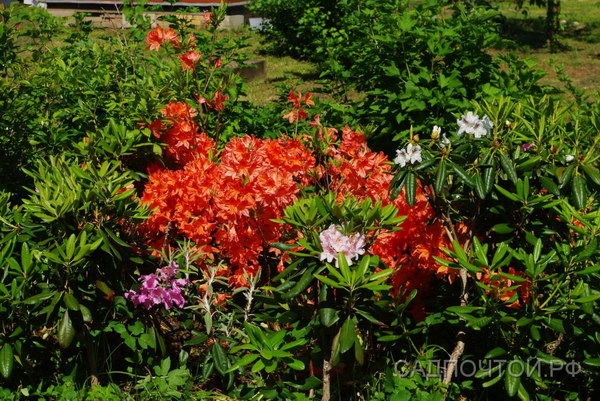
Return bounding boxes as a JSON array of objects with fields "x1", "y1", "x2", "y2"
[
  {"x1": 0, "y1": 4, "x2": 250, "y2": 194},
  {"x1": 391, "y1": 95, "x2": 599, "y2": 400}
]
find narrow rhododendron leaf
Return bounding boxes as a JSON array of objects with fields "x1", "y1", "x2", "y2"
[{"x1": 0, "y1": 344, "x2": 13, "y2": 379}]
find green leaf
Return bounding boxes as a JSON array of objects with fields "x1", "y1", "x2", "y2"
[
  {"x1": 63, "y1": 291, "x2": 80, "y2": 311},
  {"x1": 575, "y1": 264, "x2": 600, "y2": 275},
  {"x1": 79, "y1": 304, "x2": 92, "y2": 323},
  {"x1": 451, "y1": 164, "x2": 475, "y2": 187},
  {"x1": 535, "y1": 351, "x2": 566, "y2": 366},
  {"x1": 58, "y1": 310, "x2": 76, "y2": 349},
  {"x1": 227, "y1": 354, "x2": 259, "y2": 372},
  {"x1": 270, "y1": 242, "x2": 296, "y2": 251},
  {"x1": 354, "y1": 335, "x2": 364, "y2": 366},
  {"x1": 282, "y1": 267, "x2": 315, "y2": 300},
  {"x1": 571, "y1": 174, "x2": 587, "y2": 210},
  {"x1": 405, "y1": 172, "x2": 416, "y2": 206},
  {"x1": 319, "y1": 308, "x2": 339, "y2": 327},
  {"x1": 582, "y1": 165, "x2": 600, "y2": 186},
  {"x1": 339, "y1": 318, "x2": 356, "y2": 354},
  {"x1": 251, "y1": 359, "x2": 265, "y2": 373},
  {"x1": 495, "y1": 185, "x2": 520, "y2": 202},
  {"x1": 559, "y1": 164, "x2": 575, "y2": 189},
  {"x1": 314, "y1": 274, "x2": 342, "y2": 289},
  {"x1": 211, "y1": 342, "x2": 229, "y2": 376},
  {"x1": 583, "y1": 358, "x2": 600, "y2": 367},
  {"x1": 530, "y1": 325, "x2": 541, "y2": 341},
  {"x1": 474, "y1": 173, "x2": 486, "y2": 199},
  {"x1": 434, "y1": 160, "x2": 447, "y2": 194},
  {"x1": 540, "y1": 176, "x2": 560, "y2": 196},
  {"x1": 337, "y1": 253, "x2": 352, "y2": 283},
  {"x1": 0, "y1": 344, "x2": 14, "y2": 379},
  {"x1": 505, "y1": 360, "x2": 522, "y2": 397},
  {"x1": 500, "y1": 153, "x2": 517, "y2": 184},
  {"x1": 483, "y1": 158, "x2": 496, "y2": 194},
  {"x1": 573, "y1": 294, "x2": 600, "y2": 304},
  {"x1": 22, "y1": 292, "x2": 55, "y2": 305},
  {"x1": 484, "y1": 347, "x2": 506, "y2": 359},
  {"x1": 287, "y1": 359, "x2": 305, "y2": 370},
  {"x1": 517, "y1": 383, "x2": 530, "y2": 401}
]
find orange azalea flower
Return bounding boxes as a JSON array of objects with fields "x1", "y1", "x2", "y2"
[
  {"x1": 479, "y1": 267, "x2": 531, "y2": 308},
  {"x1": 162, "y1": 28, "x2": 180, "y2": 47},
  {"x1": 145, "y1": 26, "x2": 179, "y2": 51},
  {"x1": 213, "y1": 90, "x2": 227, "y2": 111},
  {"x1": 179, "y1": 50, "x2": 201, "y2": 71},
  {"x1": 283, "y1": 109, "x2": 308, "y2": 123},
  {"x1": 203, "y1": 10, "x2": 213, "y2": 28},
  {"x1": 145, "y1": 26, "x2": 164, "y2": 51}
]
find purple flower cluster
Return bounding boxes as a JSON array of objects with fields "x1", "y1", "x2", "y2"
[
  {"x1": 319, "y1": 224, "x2": 366, "y2": 267},
  {"x1": 125, "y1": 261, "x2": 189, "y2": 310}
]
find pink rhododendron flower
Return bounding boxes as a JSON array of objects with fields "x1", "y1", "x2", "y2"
[
  {"x1": 319, "y1": 224, "x2": 366, "y2": 267},
  {"x1": 125, "y1": 261, "x2": 189, "y2": 310}
]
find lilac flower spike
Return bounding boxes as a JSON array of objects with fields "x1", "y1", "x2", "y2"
[
  {"x1": 319, "y1": 224, "x2": 366, "y2": 267},
  {"x1": 125, "y1": 261, "x2": 189, "y2": 310}
]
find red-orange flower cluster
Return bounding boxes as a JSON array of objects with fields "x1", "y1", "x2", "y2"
[{"x1": 141, "y1": 135, "x2": 316, "y2": 287}]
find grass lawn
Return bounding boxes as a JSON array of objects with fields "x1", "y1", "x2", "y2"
[{"x1": 498, "y1": 0, "x2": 600, "y2": 98}]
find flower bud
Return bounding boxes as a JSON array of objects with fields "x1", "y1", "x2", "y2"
[
  {"x1": 431, "y1": 125, "x2": 441, "y2": 140},
  {"x1": 412, "y1": 134, "x2": 420, "y2": 143}
]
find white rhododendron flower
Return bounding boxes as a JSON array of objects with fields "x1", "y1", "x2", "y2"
[
  {"x1": 394, "y1": 148, "x2": 409, "y2": 167},
  {"x1": 394, "y1": 144, "x2": 422, "y2": 167},
  {"x1": 406, "y1": 143, "x2": 422, "y2": 164},
  {"x1": 457, "y1": 111, "x2": 493, "y2": 138},
  {"x1": 566, "y1": 155, "x2": 575, "y2": 163},
  {"x1": 319, "y1": 224, "x2": 366, "y2": 267}
]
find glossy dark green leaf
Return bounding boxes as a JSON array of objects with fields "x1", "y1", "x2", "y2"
[
  {"x1": 211, "y1": 342, "x2": 229, "y2": 376},
  {"x1": 339, "y1": 318, "x2": 356, "y2": 354},
  {"x1": 582, "y1": 164, "x2": 600, "y2": 186},
  {"x1": 0, "y1": 344, "x2": 13, "y2": 379},
  {"x1": 451, "y1": 163, "x2": 475, "y2": 187},
  {"x1": 405, "y1": 172, "x2": 416, "y2": 206},
  {"x1": 505, "y1": 360, "x2": 522, "y2": 397},
  {"x1": 319, "y1": 308, "x2": 339, "y2": 327},
  {"x1": 540, "y1": 176, "x2": 560, "y2": 196},
  {"x1": 499, "y1": 153, "x2": 517, "y2": 184},
  {"x1": 63, "y1": 291, "x2": 80, "y2": 311},
  {"x1": 483, "y1": 158, "x2": 496, "y2": 194},
  {"x1": 434, "y1": 160, "x2": 447, "y2": 194},
  {"x1": 559, "y1": 164, "x2": 575, "y2": 189},
  {"x1": 517, "y1": 383, "x2": 530, "y2": 401},
  {"x1": 474, "y1": 173, "x2": 486, "y2": 199},
  {"x1": 571, "y1": 174, "x2": 587, "y2": 210},
  {"x1": 22, "y1": 292, "x2": 55, "y2": 305},
  {"x1": 282, "y1": 267, "x2": 315, "y2": 300},
  {"x1": 58, "y1": 310, "x2": 75, "y2": 349},
  {"x1": 79, "y1": 304, "x2": 92, "y2": 323}
]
